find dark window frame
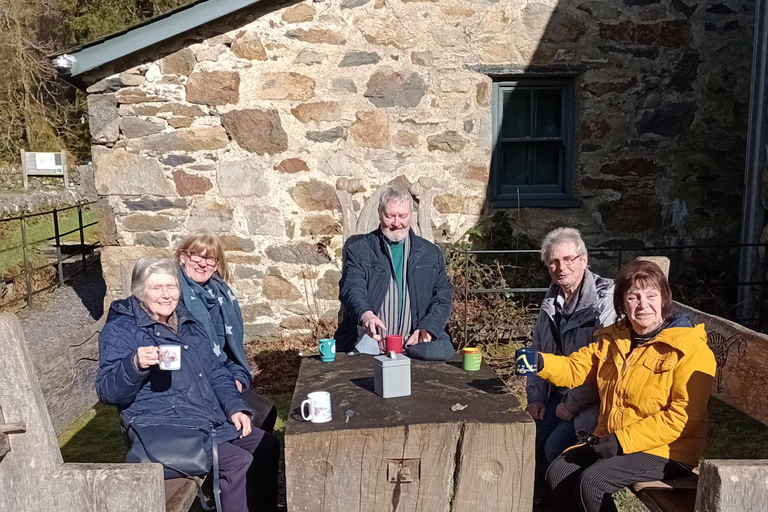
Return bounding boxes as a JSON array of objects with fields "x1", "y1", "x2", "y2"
[{"x1": 490, "y1": 78, "x2": 578, "y2": 208}]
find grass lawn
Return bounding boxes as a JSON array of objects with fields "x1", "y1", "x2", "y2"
[{"x1": 0, "y1": 206, "x2": 99, "y2": 279}]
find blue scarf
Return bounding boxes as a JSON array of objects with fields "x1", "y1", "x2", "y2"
[{"x1": 178, "y1": 267, "x2": 252, "y2": 387}]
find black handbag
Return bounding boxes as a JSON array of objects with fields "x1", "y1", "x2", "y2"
[{"x1": 125, "y1": 416, "x2": 223, "y2": 512}]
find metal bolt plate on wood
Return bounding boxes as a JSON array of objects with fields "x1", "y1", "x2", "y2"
[{"x1": 387, "y1": 459, "x2": 420, "y2": 484}]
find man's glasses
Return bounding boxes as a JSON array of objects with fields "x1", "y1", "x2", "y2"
[
  {"x1": 546, "y1": 255, "x2": 582, "y2": 269},
  {"x1": 186, "y1": 251, "x2": 219, "y2": 266}
]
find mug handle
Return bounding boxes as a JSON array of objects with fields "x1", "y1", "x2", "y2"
[
  {"x1": 319, "y1": 342, "x2": 328, "y2": 358},
  {"x1": 301, "y1": 399, "x2": 313, "y2": 421}
]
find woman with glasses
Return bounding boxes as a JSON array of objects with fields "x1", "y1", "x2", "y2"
[
  {"x1": 174, "y1": 230, "x2": 278, "y2": 434},
  {"x1": 528, "y1": 228, "x2": 616, "y2": 499}
]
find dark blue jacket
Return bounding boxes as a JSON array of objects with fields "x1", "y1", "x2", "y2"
[
  {"x1": 335, "y1": 229, "x2": 454, "y2": 352},
  {"x1": 96, "y1": 296, "x2": 250, "y2": 445}
]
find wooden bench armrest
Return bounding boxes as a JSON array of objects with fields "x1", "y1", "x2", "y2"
[{"x1": 632, "y1": 471, "x2": 699, "y2": 492}]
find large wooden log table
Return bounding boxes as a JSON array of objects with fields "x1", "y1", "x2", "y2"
[{"x1": 285, "y1": 354, "x2": 535, "y2": 512}]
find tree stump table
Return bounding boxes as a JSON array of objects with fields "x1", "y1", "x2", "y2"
[{"x1": 284, "y1": 354, "x2": 534, "y2": 512}]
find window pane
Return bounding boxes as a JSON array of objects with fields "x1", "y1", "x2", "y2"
[
  {"x1": 534, "y1": 89, "x2": 562, "y2": 138},
  {"x1": 501, "y1": 90, "x2": 531, "y2": 138},
  {"x1": 498, "y1": 142, "x2": 530, "y2": 187},
  {"x1": 533, "y1": 142, "x2": 562, "y2": 185}
]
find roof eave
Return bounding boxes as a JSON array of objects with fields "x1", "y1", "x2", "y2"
[{"x1": 51, "y1": 0, "x2": 263, "y2": 86}]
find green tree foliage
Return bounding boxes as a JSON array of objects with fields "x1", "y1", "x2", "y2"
[{"x1": 0, "y1": 0, "x2": 191, "y2": 169}]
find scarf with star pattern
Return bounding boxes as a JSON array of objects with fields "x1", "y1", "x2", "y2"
[{"x1": 179, "y1": 267, "x2": 244, "y2": 370}]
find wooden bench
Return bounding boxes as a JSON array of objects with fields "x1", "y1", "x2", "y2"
[
  {"x1": 629, "y1": 302, "x2": 768, "y2": 512},
  {"x1": 0, "y1": 312, "x2": 202, "y2": 511}
]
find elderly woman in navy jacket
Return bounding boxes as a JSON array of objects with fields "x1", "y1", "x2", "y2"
[{"x1": 96, "y1": 256, "x2": 278, "y2": 512}]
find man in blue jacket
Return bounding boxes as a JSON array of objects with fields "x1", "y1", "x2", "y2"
[{"x1": 335, "y1": 185, "x2": 455, "y2": 360}]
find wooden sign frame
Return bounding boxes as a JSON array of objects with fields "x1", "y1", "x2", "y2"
[{"x1": 20, "y1": 149, "x2": 69, "y2": 190}]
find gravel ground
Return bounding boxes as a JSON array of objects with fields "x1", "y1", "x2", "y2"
[{"x1": 15, "y1": 258, "x2": 105, "y2": 357}]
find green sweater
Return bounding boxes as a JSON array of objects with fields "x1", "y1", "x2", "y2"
[{"x1": 389, "y1": 239, "x2": 405, "y2": 314}]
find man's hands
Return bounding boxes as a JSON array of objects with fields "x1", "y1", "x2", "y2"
[
  {"x1": 405, "y1": 329, "x2": 432, "y2": 347},
  {"x1": 555, "y1": 402, "x2": 575, "y2": 421},
  {"x1": 231, "y1": 412, "x2": 252, "y2": 438},
  {"x1": 135, "y1": 346, "x2": 159, "y2": 370},
  {"x1": 235, "y1": 379, "x2": 243, "y2": 393},
  {"x1": 361, "y1": 311, "x2": 386, "y2": 340},
  {"x1": 526, "y1": 401, "x2": 546, "y2": 420}
]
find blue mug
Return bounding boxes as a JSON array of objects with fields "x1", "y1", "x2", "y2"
[
  {"x1": 319, "y1": 338, "x2": 336, "y2": 362},
  {"x1": 516, "y1": 347, "x2": 538, "y2": 375}
]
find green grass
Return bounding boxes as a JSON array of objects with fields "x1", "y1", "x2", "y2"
[
  {"x1": 58, "y1": 403, "x2": 128, "y2": 463},
  {"x1": 0, "y1": 206, "x2": 99, "y2": 278}
]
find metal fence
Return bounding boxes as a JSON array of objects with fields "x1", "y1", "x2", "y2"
[
  {"x1": 457, "y1": 243, "x2": 768, "y2": 343},
  {"x1": 0, "y1": 201, "x2": 100, "y2": 308}
]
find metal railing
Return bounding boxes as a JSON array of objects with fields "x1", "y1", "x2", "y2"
[
  {"x1": 457, "y1": 243, "x2": 768, "y2": 344},
  {"x1": 0, "y1": 201, "x2": 100, "y2": 308}
]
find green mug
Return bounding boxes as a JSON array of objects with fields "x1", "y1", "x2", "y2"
[{"x1": 462, "y1": 347, "x2": 482, "y2": 371}]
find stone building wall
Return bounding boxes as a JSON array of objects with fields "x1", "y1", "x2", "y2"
[{"x1": 84, "y1": 0, "x2": 755, "y2": 337}]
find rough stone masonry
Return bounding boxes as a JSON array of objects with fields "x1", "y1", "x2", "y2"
[{"x1": 82, "y1": 0, "x2": 755, "y2": 338}]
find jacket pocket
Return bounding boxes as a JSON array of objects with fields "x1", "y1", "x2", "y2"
[{"x1": 642, "y1": 354, "x2": 677, "y2": 373}]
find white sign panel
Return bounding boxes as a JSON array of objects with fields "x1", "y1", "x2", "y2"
[{"x1": 34, "y1": 152, "x2": 63, "y2": 173}]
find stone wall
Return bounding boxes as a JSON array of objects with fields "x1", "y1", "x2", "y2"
[{"x1": 84, "y1": 0, "x2": 755, "y2": 337}]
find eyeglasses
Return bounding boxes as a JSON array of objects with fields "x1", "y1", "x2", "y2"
[
  {"x1": 546, "y1": 255, "x2": 582, "y2": 269},
  {"x1": 186, "y1": 251, "x2": 219, "y2": 266}
]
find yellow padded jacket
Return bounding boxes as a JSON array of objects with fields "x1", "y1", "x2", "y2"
[{"x1": 538, "y1": 322, "x2": 716, "y2": 467}]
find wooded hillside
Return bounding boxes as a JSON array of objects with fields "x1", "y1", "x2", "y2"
[{"x1": 0, "y1": 0, "x2": 193, "y2": 166}]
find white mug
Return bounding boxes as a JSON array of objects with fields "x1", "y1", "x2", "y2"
[
  {"x1": 301, "y1": 391, "x2": 332, "y2": 423},
  {"x1": 158, "y1": 345, "x2": 181, "y2": 371}
]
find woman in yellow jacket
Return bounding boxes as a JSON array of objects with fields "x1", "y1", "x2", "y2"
[{"x1": 538, "y1": 260, "x2": 716, "y2": 512}]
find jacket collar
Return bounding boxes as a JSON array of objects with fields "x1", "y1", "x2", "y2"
[
  {"x1": 542, "y1": 269, "x2": 599, "y2": 318},
  {"x1": 604, "y1": 314, "x2": 700, "y2": 355},
  {"x1": 374, "y1": 227, "x2": 426, "y2": 265}
]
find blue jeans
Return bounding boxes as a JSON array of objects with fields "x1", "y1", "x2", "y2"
[{"x1": 534, "y1": 392, "x2": 578, "y2": 485}]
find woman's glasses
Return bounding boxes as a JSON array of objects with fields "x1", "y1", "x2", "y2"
[{"x1": 186, "y1": 251, "x2": 219, "y2": 266}]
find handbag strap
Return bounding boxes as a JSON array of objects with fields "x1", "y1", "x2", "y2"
[{"x1": 128, "y1": 420, "x2": 222, "y2": 512}]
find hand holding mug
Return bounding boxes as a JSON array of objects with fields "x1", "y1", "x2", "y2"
[
  {"x1": 231, "y1": 412, "x2": 252, "y2": 438},
  {"x1": 135, "y1": 346, "x2": 159, "y2": 370}
]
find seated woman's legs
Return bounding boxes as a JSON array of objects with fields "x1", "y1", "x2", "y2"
[
  {"x1": 547, "y1": 445, "x2": 693, "y2": 512},
  {"x1": 218, "y1": 429, "x2": 280, "y2": 512}
]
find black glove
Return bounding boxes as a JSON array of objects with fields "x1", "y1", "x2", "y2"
[{"x1": 590, "y1": 433, "x2": 623, "y2": 460}]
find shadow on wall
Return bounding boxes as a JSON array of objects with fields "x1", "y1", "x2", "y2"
[{"x1": 483, "y1": 0, "x2": 751, "y2": 252}]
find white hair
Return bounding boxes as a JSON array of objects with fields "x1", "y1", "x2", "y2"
[
  {"x1": 378, "y1": 185, "x2": 413, "y2": 213},
  {"x1": 131, "y1": 256, "x2": 178, "y2": 302},
  {"x1": 540, "y1": 227, "x2": 588, "y2": 262}
]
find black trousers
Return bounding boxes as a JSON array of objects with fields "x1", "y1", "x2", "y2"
[{"x1": 545, "y1": 443, "x2": 693, "y2": 512}]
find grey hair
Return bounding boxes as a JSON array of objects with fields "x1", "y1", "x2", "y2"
[
  {"x1": 378, "y1": 185, "x2": 413, "y2": 213},
  {"x1": 131, "y1": 256, "x2": 179, "y2": 301},
  {"x1": 540, "y1": 227, "x2": 588, "y2": 262}
]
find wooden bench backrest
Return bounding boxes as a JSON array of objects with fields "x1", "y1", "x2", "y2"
[{"x1": 0, "y1": 313, "x2": 165, "y2": 511}]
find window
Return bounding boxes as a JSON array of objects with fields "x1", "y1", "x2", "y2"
[{"x1": 490, "y1": 79, "x2": 576, "y2": 207}]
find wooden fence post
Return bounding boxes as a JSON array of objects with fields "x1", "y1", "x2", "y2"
[{"x1": 20, "y1": 213, "x2": 31, "y2": 307}]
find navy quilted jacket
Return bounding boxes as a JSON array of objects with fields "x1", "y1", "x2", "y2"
[{"x1": 96, "y1": 296, "x2": 250, "y2": 444}]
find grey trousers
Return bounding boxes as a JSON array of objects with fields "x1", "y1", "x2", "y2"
[{"x1": 546, "y1": 443, "x2": 692, "y2": 512}]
